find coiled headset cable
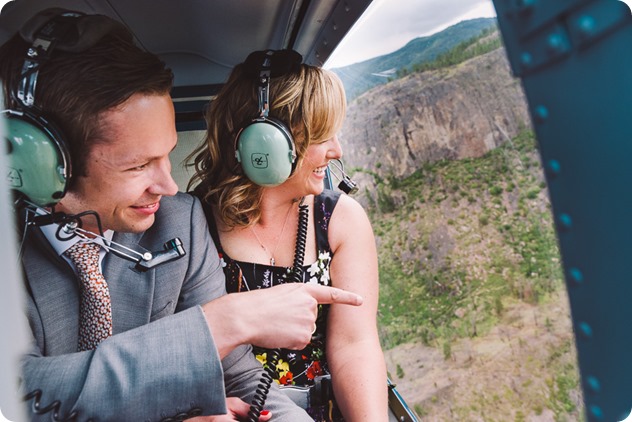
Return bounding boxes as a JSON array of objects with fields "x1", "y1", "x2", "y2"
[
  {"x1": 289, "y1": 198, "x2": 309, "y2": 283},
  {"x1": 247, "y1": 197, "x2": 309, "y2": 421}
]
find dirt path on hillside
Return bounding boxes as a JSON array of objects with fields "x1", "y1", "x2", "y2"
[{"x1": 384, "y1": 290, "x2": 583, "y2": 421}]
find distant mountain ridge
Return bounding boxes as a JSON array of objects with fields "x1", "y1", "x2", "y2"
[{"x1": 331, "y1": 17, "x2": 498, "y2": 101}]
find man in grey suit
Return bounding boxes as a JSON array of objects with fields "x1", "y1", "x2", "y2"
[{"x1": 1, "y1": 9, "x2": 363, "y2": 421}]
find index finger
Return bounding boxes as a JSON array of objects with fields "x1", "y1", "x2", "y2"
[{"x1": 306, "y1": 284, "x2": 363, "y2": 306}]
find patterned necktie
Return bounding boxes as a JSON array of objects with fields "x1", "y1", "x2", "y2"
[{"x1": 64, "y1": 242, "x2": 113, "y2": 351}]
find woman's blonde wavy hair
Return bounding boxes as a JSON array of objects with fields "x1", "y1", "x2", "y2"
[{"x1": 188, "y1": 61, "x2": 346, "y2": 228}]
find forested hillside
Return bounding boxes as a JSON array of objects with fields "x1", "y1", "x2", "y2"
[{"x1": 374, "y1": 132, "x2": 582, "y2": 420}]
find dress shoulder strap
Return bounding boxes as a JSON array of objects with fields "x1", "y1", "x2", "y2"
[
  {"x1": 189, "y1": 190, "x2": 223, "y2": 252},
  {"x1": 313, "y1": 190, "x2": 341, "y2": 253}
]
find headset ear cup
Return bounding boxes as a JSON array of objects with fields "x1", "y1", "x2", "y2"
[
  {"x1": 4, "y1": 111, "x2": 71, "y2": 206},
  {"x1": 235, "y1": 117, "x2": 296, "y2": 187}
]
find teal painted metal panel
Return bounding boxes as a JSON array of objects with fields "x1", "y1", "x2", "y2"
[{"x1": 492, "y1": 0, "x2": 632, "y2": 420}]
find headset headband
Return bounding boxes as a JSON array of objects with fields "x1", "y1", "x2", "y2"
[
  {"x1": 16, "y1": 8, "x2": 130, "y2": 108},
  {"x1": 243, "y1": 49, "x2": 302, "y2": 79},
  {"x1": 243, "y1": 49, "x2": 302, "y2": 119},
  {"x1": 257, "y1": 51, "x2": 273, "y2": 118}
]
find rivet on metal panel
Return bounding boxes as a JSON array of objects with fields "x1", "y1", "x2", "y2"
[
  {"x1": 333, "y1": 22, "x2": 338, "y2": 31},
  {"x1": 558, "y1": 213, "x2": 572, "y2": 230},
  {"x1": 547, "y1": 33, "x2": 566, "y2": 54},
  {"x1": 578, "y1": 321, "x2": 593, "y2": 339},
  {"x1": 344, "y1": 3, "x2": 350, "y2": 12},
  {"x1": 547, "y1": 159, "x2": 560, "y2": 177},
  {"x1": 589, "y1": 405, "x2": 604, "y2": 420},
  {"x1": 586, "y1": 376, "x2": 601, "y2": 393},
  {"x1": 517, "y1": 0, "x2": 536, "y2": 15},
  {"x1": 520, "y1": 52, "x2": 533, "y2": 67},
  {"x1": 568, "y1": 267, "x2": 583, "y2": 285},
  {"x1": 576, "y1": 15, "x2": 596, "y2": 38},
  {"x1": 534, "y1": 105, "x2": 549, "y2": 123},
  {"x1": 323, "y1": 39, "x2": 328, "y2": 46}
]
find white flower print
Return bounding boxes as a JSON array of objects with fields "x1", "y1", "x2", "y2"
[
  {"x1": 305, "y1": 251, "x2": 332, "y2": 286},
  {"x1": 307, "y1": 262, "x2": 320, "y2": 277},
  {"x1": 320, "y1": 268, "x2": 330, "y2": 286},
  {"x1": 262, "y1": 269, "x2": 272, "y2": 288}
]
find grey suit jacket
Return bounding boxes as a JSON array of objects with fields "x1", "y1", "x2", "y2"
[{"x1": 20, "y1": 192, "x2": 310, "y2": 421}]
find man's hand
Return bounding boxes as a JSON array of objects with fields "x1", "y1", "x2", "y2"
[
  {"x1": 186, "y1": 397, "x2": 271, "y2": 421},
  {"x1": 202, "y1": 283, "x2": 363, "y2": 357}
]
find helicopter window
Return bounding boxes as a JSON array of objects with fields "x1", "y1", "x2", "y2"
[{"x1": 317, "y1": 0, "x2": 632, "y2": 419}]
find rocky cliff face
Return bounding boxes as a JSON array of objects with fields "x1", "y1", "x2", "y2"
[{"x1": 340, "y1": 47, "x2": 531, "y2": 180}]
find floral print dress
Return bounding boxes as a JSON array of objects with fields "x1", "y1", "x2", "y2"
[{"x1": 205, "y1": 190, "x2": 343, "y2": 421}]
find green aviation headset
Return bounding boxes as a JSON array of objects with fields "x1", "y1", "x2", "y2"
[
  {"x1": 3, "y1": 8, "x2": 126, "y2": 207},
  {"x1": 234, "y1": 49, "x2": 302, "y2": 187}
]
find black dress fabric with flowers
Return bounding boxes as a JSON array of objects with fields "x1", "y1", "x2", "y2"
[{"x1": 204, "y1": 190, "x2": 343, "y2": 421}]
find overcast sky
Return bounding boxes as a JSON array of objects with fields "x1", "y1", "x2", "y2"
[
  {"x1": 325, "y1": 0, "x2": 632, "y2": 68},
  {"x1": 325, "y1": 0, "x2": 498, "y2": 68}
]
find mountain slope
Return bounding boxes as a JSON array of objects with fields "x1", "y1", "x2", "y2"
[
  {"x1": 340, "y1": 47, "x2": 530, "y2": 197},
  {"x1": 371, "y1": 128, "x2": 583, "y2": 421}
]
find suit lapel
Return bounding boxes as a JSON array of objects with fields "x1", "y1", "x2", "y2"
[
  {"x1": 105, "y1": 231, "x2": 155, "y2": 333},
  {"x1": 23, "y1": 227, "x2": 80, "y2": 355},
  {"x1": 25, "y1": 229, "x2": 157, "y2": 354}
]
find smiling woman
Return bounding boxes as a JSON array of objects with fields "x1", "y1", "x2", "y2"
[{"x1": 187, "y1": 50, "x2": 390, "y2": 421}]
